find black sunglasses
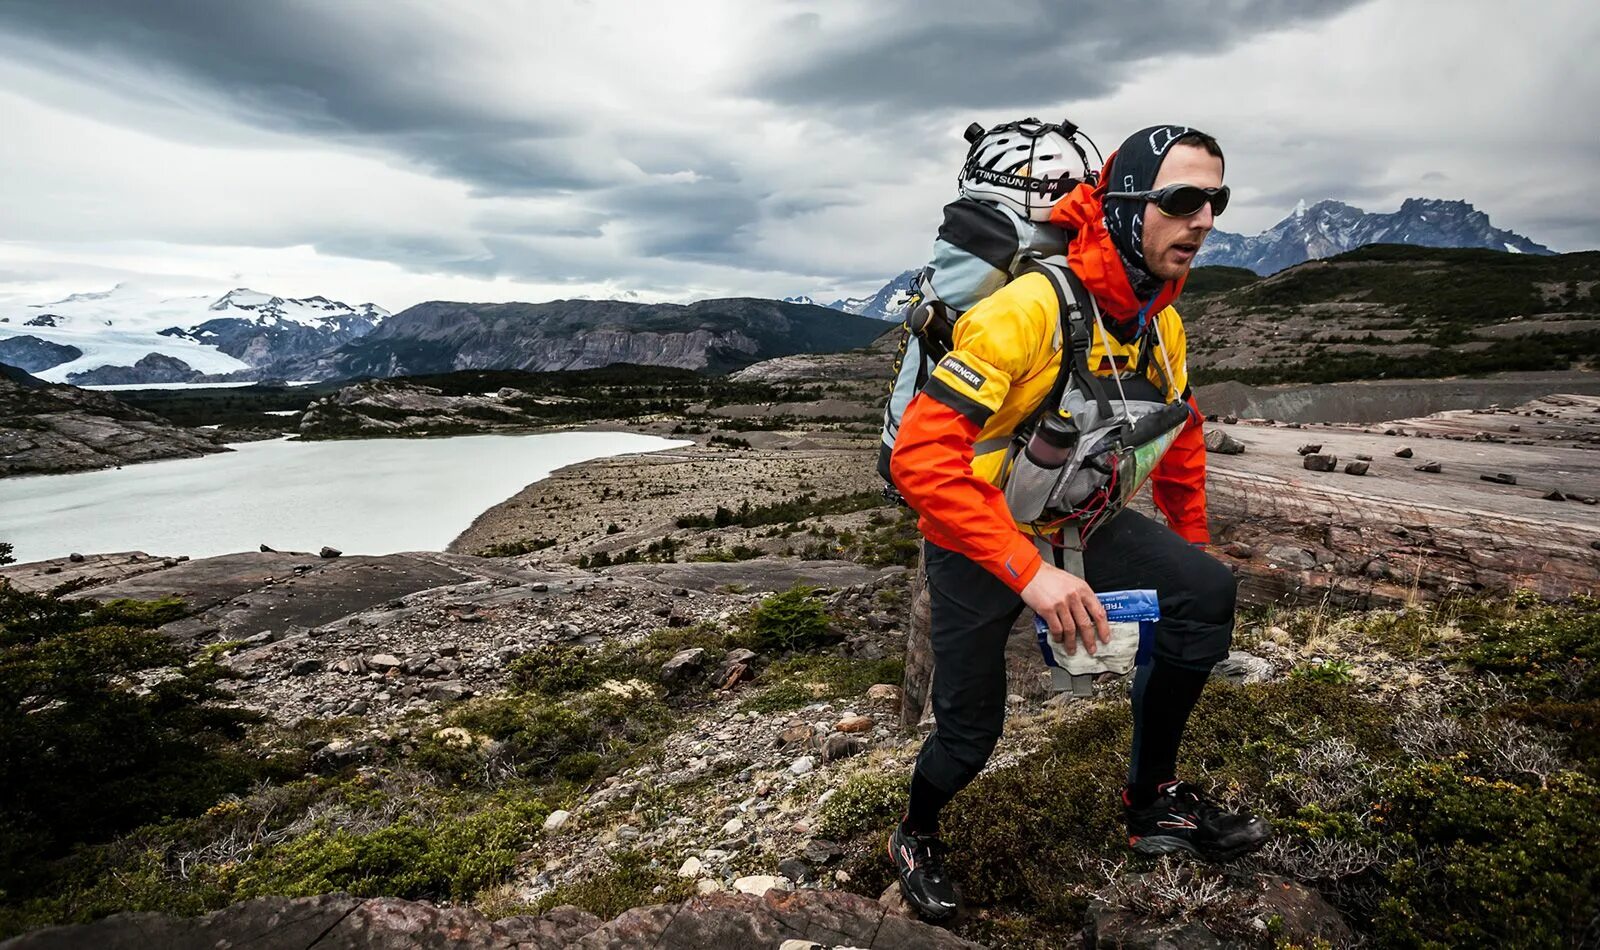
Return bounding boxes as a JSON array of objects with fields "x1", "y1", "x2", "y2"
[{"x1": 1107, "y1": 183, "x2": 1230, "y2": 218}]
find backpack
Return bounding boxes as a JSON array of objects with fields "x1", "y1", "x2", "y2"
[
  {"x1": 877, "y1": 117, "x2": 1098, "y2": 492},
  {"x1": 877, "y1": 120, "x2": 1191, "y2": 541}
]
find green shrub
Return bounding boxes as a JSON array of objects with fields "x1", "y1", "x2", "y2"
[
  {"x1": 817, "y1": 771, "x2": 910, "y2": 839},
  {"x1": 230, "y1": 797, "x2": 548, "y2": 902},
  {"x1": 530, "y1": 850, "x2": 691, "y2": 919},
  {"x1": 1454, "y1": 596, "x2": 1599, "y2": 700},
  {"x1": 478, "y1": 537, "x2": 556, "y2": 557},
  {"x1": 1374, "y1": 764, "x2": 1600, "y2": 948},
  {"x1": 744, "y1": 584, "x2": 832, "y2": 652},
  {"x1": 1289, "y1": 659, "x2": 1355, "y2": 685},
  {"x1": 507, "y1": 644, "x2": 606, "y2": 696},
  {"x1": 0, "y1": 587, "x2": 260, "y2": 895},
  {"x1": 740, "y1": 655, "x2": 903, "y2": 714}
]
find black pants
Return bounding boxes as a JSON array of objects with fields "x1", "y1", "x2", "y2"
[{"x1": 913, "y1": 509, "x2": 1236, "y2": 795}]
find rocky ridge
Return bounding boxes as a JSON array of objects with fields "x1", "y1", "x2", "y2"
[{"x1": 0, "y1": 362, "x2": 229, "y2": 476}]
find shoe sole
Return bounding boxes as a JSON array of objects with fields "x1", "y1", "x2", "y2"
[{"x1": 1131, "y1": 831, "x2": 1271, "y2": 863}]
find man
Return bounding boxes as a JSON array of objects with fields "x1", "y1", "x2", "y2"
[{"x1": 885, "y1": 124, "x2": 1271, "y2": 922}]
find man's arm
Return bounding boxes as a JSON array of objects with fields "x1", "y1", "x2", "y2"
[
  {"x1": 1148, "y1": 309, "x2": 1210, "y2": 544},
  {"x1": 1151, "y1": 390, "x2": 1210, "y2": 544}
]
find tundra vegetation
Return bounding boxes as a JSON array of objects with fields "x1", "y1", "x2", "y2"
[{"x1": 3, "y1": 557, "x2": 1596, "y2": 947}]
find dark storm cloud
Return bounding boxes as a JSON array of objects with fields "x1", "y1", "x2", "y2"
[
  {"x1": 749, "y1": 0, "x2": 1369, "y2": 114},
  {"x1": 0, "y1": 0, "x2": 593, "y2": 194}
]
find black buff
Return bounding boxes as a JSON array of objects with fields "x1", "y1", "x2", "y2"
[{"x1": 1102, "y1": 125, "x2": 1224, "y2": 302}]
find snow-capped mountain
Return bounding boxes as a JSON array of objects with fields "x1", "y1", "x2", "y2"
[
  {"x1": 1198, "y1": 198, "x2": 1553, "y2": 274},
  {"x1": 827, "y1": 269, "x2": 918, "y2": 321},
  {"x1": 0, "y1": 284, "x2": 389, "y2": 384}
]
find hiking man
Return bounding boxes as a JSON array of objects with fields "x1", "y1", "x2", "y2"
[{"x1": 886, "y1": 124, "x2": 1271, "y2": 921}]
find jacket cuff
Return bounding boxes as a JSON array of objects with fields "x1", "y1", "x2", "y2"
[{"x1": 997, "y1": 536, "x2": 1043, "y2": 594}]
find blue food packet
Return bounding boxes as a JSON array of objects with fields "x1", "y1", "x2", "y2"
[{"x1": 1034, "y1": 588, "x2": 1161, "y2": 669}]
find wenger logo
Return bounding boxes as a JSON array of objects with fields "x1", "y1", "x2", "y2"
[{"x1": 938, "y1": 355, "x2": 986, "y2": 391}]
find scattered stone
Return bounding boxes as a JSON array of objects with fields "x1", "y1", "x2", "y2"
[
  {"x1": 835, "y1": 715, "x2": 873, "y2": 733},
  {"x1": 731, "y1": 875, "x2": 792, "y2": 896},
  {"x1": 259, "y1": 543, "x2": 275, "y2": 553},
  {"x1": 1211, "y1": 651, "x2": 1272, "y2": 684},
  {"x1": 1544, "y1": 489, "x2": 1568, "y2": 502},
  {"x1": 802, "y1": 838, "x2": 842, "y2": 865},
  {"x1": 543, "y1": 809, "x2": 571, "y2": 832},
  {"x1": 1302, "y1": 454, "x2": 1337, "y2": 472},
  {"x1": 319, "y1": 546, "x2": 342, "y2": 559},
  {"x1": 367, "y1": 653, "x2": 403, "y2": 671},
  {"x1": 1296, "y1": 443, "x2": 1323, "y2": 456},
  {"x1": 864, "y1": 683, "x2": 902, "y2": 707},
  {"x1": 1204, "y1": 430, "x2": 1246, "y2": 455},
  {"x1": 1479, "y1": 472, "x2": 1517, "y2": 485},
  {"x1": 777, "y1": 724, "x2": 815, "y2": 748},
  {"x1": 1355, "y1": 453, "x2": 1373, "y2": 461},
  {"x1": 1222, "y1": 541, "x2": 1254, "y2": 559},
  {"x1": 68, "y1": 552, "x2": 85, "y2": 563},
  {"x1": 721, "y1": 817, "x2": 745, "y2": 836},
  {"x1": 1415, "y1": 461, "x2": 1443, "y2": 473},
  {"x1": 719, "y1": 662, "x2": 754, "y2": 689},
  {"x1": 1395, "y1": 447, "x2": 1414, "y2": 458},
  {"x1": 677, "y1": 856, "x2": 703, "y2": 878},
  {"x1": 789, "y1": 756, "x2": 816, "y2": 776},
  {"x1": 1222, "y1": 415, "x2": 1238, "y2": 425},
  {"x1": 1266, "y1": 545, "x2": 1317, "y2": 571},
  {"x1": 426, "y1": 681, "x2": 472, "y2": 702},
  {"x1": 1343, "y1": 460, "x2": 1370, "y2": 476},
  {"x1": 776, "y1": 857, "x2": 812, "y2": 884},
  {"x1": 289, "y1": 658, "x2": 322, "y2": 677},
  {"x1": 1591, "y1": 540, "x2": 1600, "y2": 551},
  {"x1": 821, "y1": 733, "x2": 863, "y2": 762},
  {"x1": 659, "y1": 647, "x2": 708, "y2": 684}
]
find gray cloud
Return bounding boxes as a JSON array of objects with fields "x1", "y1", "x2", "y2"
[
  {"x1": 747, "y1": 0, "x2": 1368, "y2": 115},
  {"x1": 0, "y1": 0, "x2": 1595, "y2": 306}
]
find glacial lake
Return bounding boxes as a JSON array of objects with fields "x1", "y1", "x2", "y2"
[{"x1": 0, "y1": 431, "x2": 690, "y2": 564}]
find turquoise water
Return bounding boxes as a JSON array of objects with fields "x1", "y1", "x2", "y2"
[{"x1": 0, "y1": 431, "x2": 689, "y2": 563}]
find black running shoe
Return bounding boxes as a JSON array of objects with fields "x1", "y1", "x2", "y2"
[
  {"x1": 887, "y1": 822, "x2": 959, "y2": 922},
  {"x1": 1123, "y1": 780, "x2": 1272, "y2": 861}
]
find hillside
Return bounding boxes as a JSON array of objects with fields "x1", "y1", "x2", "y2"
[
  {"x1": 0, "y1": 362, "x2": 229, "y2": 476},
  {"x1": 1181, "y1": 245, "x2": 1600, "y2": 385},
  {"x1": 276, "y1": 297, "x2": 893, "y2": 380}
]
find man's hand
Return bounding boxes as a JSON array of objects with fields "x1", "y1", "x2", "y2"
[{"x1": 1020, "y1": 563, "x2": 1110, "y2": 655}]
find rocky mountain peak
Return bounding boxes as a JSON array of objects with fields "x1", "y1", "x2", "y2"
[{"x1": 1200, "y1": 196, "x2": 1553, "y2": 273}]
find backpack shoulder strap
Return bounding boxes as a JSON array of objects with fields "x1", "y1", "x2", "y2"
[{"x1": 1018, "y1": 259, "x2": 1113, "y2": 423}]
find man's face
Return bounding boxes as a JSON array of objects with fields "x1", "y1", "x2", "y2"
[{"x1": 1141, "y1": 144, "x2": 1225, "y2": 282}]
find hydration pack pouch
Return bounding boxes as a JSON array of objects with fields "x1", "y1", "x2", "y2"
[{"x1": 1034, "y1": 588, "x2": 1161, "y2": 697}]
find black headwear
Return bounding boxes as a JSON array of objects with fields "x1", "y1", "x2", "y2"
[{"x1": 1102, "y1": 125, "x2": 1225, "y2": 301}]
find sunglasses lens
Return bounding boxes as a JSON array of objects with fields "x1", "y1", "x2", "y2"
[
  {"x1": 1157, "y1": 185, "x2": 1229, "y2": 217},
  {"x1": 1160, "y1": 186, "x2": 1209, "y2": 216}
]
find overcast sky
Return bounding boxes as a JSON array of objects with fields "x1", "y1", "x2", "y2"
[{"x1": 1, "y1": 0, "x2": 1596, "y2": 312}]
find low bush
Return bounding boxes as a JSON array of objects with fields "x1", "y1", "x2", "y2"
[
  {"x1": 0, "y1": 587, "x2": 262, "y2": 896},
  {"x1": 740, "y1": 655, "x2": 904, "y2": 714},
  {"x1": 743, "y1": 584, "x2": 833, "y2": 652},
  {"x1": 529, "y1": 850, "x2": 691, "y2": 919},
  {"x1": 817, "y1": 771, "x2": 910, "y2": 840}
]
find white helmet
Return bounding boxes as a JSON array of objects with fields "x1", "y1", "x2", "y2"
[{"x1": 958, "y1": 118, "x2": 1098, "y2": 222}]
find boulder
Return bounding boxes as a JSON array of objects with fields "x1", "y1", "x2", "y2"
[
  {"x1": 1415, "y1": 461, "x2": 1443, "y2": 473},
  {"x1": 1479, "y1": 472, "x2": 1517, "y2": 485},
  {"x1": 660, "y1": 647, "x2": 708, "y2": 684},
  {"x1": 1296, "y1": 443, "x2": 1323, "y2": 456},
  {"x1": 1265, "y1": 546, "x2": 1317, "y2": 571},
  {"x1": 1343, "y1": 460, "x2": 1370, "y2": 476},
  {"x1": 1394, "y1": 447, "x2": 1414, "y2": 458},
  {"x1": 835, "y1": 715, "x2": 874, "y2": 733},
  {"x1": 1302, "y1": 454, "x2": 1337, "y2": 472},
  {"x1": 1204, "y1": 430, "x2": 1246, "y2": 455},
  {"x1": 319, "y1": 546, "x2": 343, "y2": 559},
  {"x1": 731, "y1": 875, "x2": 792, "y2": 896},
  {"x1": 821, "y1": 733, "x2": 864, "y2": 762},
  {"x1": 543, "y1": 809, "x2": 571, "y2": 832}
]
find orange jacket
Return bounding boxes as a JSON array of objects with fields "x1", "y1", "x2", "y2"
[{"x1": 891, "y1": 178, "x2": 1210, "y2": 592}]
